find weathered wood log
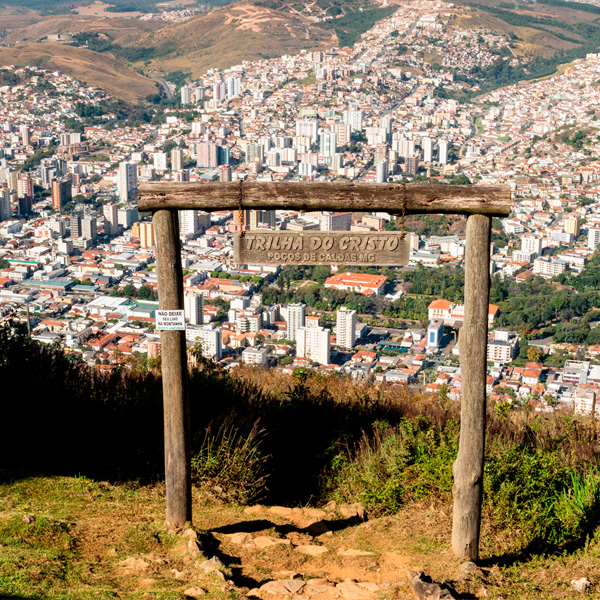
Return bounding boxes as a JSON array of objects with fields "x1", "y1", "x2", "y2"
[
  {"x1": 451, "y1": 213, "x2": 492, "y2": 560},
  {"x1": 153, "y1": 209, "x2": 192, "y2": 527},
  {"x1": 138, "y1": 182, "x2": 511, "y2": 216}
]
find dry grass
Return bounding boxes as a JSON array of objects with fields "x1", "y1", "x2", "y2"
[
  {"x1": 3, "y1": 476, "x2": 600, "y2": 599},
  {"x1": 0, "y1": 43, "x2": 158, "y2": 102}
]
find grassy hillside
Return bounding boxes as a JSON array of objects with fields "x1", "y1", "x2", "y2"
[
  {"x1": 456, "y1": 0, "x2": 600, "y2": 63},
  {"x1": 0, "y1": 43, "x2": 159, "y2": 102},
  {"x1": 111, "y1": 1, "x2": 336, "y2": 79},
  {"x1": 3, "y1": 324, "x2": 600, "y2": 598}
]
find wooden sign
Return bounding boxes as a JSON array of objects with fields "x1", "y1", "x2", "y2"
[{"x1": 234, "y1": 231, "x2": 410, "y2": 266}]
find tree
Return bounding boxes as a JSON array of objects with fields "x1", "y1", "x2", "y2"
[{"x1": 527, "y1": 346, "x2": 544, "y2": 363}]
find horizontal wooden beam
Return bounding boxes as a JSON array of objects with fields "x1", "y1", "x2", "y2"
[{"x1": 137, "y1": 182, "x2": 511, "y2": 217}]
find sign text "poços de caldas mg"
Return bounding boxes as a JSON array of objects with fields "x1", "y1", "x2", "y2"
[{"x1": 234, "y1": 231, "x2": 410, "y2": 266}]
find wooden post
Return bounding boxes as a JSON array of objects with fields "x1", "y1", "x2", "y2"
[
  {"x1": 153, "y1": 209, "x2": 192, "y2": 527},
  {"x1": 452, "y1": 213, "x2": 492, "y2": 560}
]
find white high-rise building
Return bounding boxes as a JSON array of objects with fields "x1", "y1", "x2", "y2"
[
  {"x1": 296, "y1": 326, "x2": 330, "y2": 365},
  {"x1": 343, "y1": 110, "x2": 364, "y2": 132},
  {"x1": 336, "y1": 306, "x2": 356, "y2": 349},
  {"x1": 184, "y1": 293, "x2": 204, "y2": 326},
  {"x1": 118, "y1": 206, "x2": 138, "y2": 230},
  {"x1": 296, "y1": 120, "x2": 318, "y2": 143},
  {"x1": 376, "y1": 161, "x2": 388, "y2": 183},
  {"x1": 179, "y1": 210, "x2": 200, "y2": 238},
  {"x1": 422, "y1": 137, "x2": 433, "y2": 163},
  {"x1": 171, "y1": 147, "x2": 184, "y2": 171},
  {"x1": 226, "y1": 76, "x2": 241, "y2": 98},
  {"x1": 189, "y1": 324, "x2": 222, "y2": 360},
  {"x1": 181, "y1": 85, "x2": 192, "y2": 105},
  {"x1": 153, "y1": 152, "x2": 168, "y2": 171},
  {"x1": 319, "y1": 131, "x2": 337, "y2": 157},
  {"x1": 588, "y1": 228, "x2": 600, "y2": 250},
  {"x1": 19, "y1": 125, "x2": 30, "y2": 147},
  {"x1": 438, "y1": 139, "x2": 449, "y2": 165},
  {"x1": 286, "y1": 303, "x2": 306, "y2": 341},
  {"x1": 103, "y1": 203, "x2": 119, "y2": 236},
  {"x1": 118, "y1": 162, "x2": 138, "y2": 203},
  {"x1": 521, "y1": 235, "x2": 543, "y2": 256}
]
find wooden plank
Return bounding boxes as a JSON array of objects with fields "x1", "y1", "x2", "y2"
[
  {"x1": 234, "y1": 231, "x2": 411, "y2": 266},
  {"x1": 451, "y1": 213, "x2": 491, "y2": 560},
  {"x1": 153, "y1": 209, "x2": 192, "y2": 527},
  {"x1": 138, "y1": 182, "x2": 511, "y2": 217}
]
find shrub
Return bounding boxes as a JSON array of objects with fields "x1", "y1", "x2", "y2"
[{"x1": 191, "y1": 420, "x2": 269, "y2": 505}]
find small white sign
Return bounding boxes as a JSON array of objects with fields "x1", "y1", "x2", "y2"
[{"x1": 156, "y1": 310, "x2": 186, "y2": 331}]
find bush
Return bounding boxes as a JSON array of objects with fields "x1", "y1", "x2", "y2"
[{"x1": 191, "y1": 420, "x2": 269, "y2": 505}]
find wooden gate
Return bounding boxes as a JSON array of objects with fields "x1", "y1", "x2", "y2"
[{"x1": 138, "y1": 181, "x2": 511, "y2": 560}]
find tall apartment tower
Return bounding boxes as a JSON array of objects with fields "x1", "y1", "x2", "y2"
[
  {"x1": 296, "y1": 326, "x2": 330, "y2": 365},
  {"x1": 51, "y1": 177, "x2": 72, "y2": 211},
  {"x1": 20, "y1": 125, "x2": 30, "y2": 147},
  {"x1": 564, "y1": 215, "x2": 580, "y2": 238},
  {"x1": 286, "y1": 303, "x2": 306, "y2": 341},
  {"x1": 171, "y1": 147, "x2": 184, "y2": 171},
  {"x1": 196, "y1": 142, "x2": 218, "y2": 169},
  {"x1": 103, "y1": 203, "x2": 119, "y2": 236},
  {"x1": 422, "y1": 137, "x2": 433, "y2": 163},
  {"x1": 184, "y1": 293, "x2": 204, "y2": 326},
  {"x1": 438, "y1": 139, "x2": 449, "y2": 165},
  {"x1": 118, "y1": 162, "x2": 138, "y2": 203},
  {"x1": 0, "y1": 188, "x2": 11, "y2": 221},
  {"x1": 70, "y1": 213, "x2": 82, "y2": 238},
  {"x1": 139, "y1": 222, "x2": 155, "y2": 248},
  {"x1": 336, "y1": 306, "x2": 356, "y2": 349},
  {"x1": 81, "y1": 216, "x2": 97, "y2": 241},
  {"x1": 179, "y1": 210, "x2": 200, "y2": 238}
]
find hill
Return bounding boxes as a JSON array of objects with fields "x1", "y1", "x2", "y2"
[
  {"x1": 455, "y1": 0, "x2": 600, "y2": 64},
  {"x1": 0, "y1": 43, "x2": 159, "y2": 102},
  {"x1": 113, "y1": 1, "x2": 336, "y2": 78}
]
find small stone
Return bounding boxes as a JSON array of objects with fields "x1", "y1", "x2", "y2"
[
  {"x1": 260, "y1": 579, "x2": 306, "y2": 595},
  {"x1": 324, "y1": 500, "x2": 337, "y2": 511},
  {"x1": 461, "y1": 561, "x2": 483, "y2": 577},
  {"x1": 357, "y1": 582, "x2": 380, "y2": 592},
  {"x1": 22, "y1": 514, "x2": 35, "y2": 524},
  {"x1": 188, "y1": 539, "x2": 203, "y2": 557},
  {"x1": 244, "y1": 505, "x2": 264, "y2": 514},
  {"x1": 199, "y1": 556, "x2": 224, "y2": 569},
  {"x1": 336, "y1": 581, "x2": 372, "y2": 599},
  {"x1": 413, "y1": 579, "x2": 456, "y2": 600},
  {"x1": 183, "y1": 528, "x2": 198, "y2": 540},
  {"x1": 295, "y1": 544, "x2": 329, "y2": 556},
  {"x1": 571, "y1": 578, "x2": 591, "y2": 593},
  {"x1": 275, "y1": 570, "x2": 301, "y2": 579},
  {"x1": 305, "y1": 584, "x2": 341, "y2": 598},
  {"x1": 308, "y1": 578, "x2": 332, "y2": 586},
  {"x1": 337, "y1": 549, "x2": 376, "y2": 557},
  {"x1": 107, "y1": 548, "x2": 117, "y2": 557},
  {"x1": 268, "y1": 506, "x2": 295, "y2": 518},
  {"x1": 253, "y1": 535, "x2": 291, "y2": 549},
  {"x1": 121, "y1": 557, "x2": 150, "y2": 570},
  {"x1": 338, "y1": 503, "x2": 366, "y2": 520},
  {"x1": 139, "y1": 578, "x2": 157, "y2": 588},
  {"x1": 184, "y1": 585, "x2": 206, "y2": 597},
  {"x1": 172, "y1": 569, "x2": 185, "y2": 579},
  {"x1": 303, "y1": 508, "x2": 328, "y2": 519},
  {"x1": 226, "y1": 532, "x2": 253, "y2": 545}
]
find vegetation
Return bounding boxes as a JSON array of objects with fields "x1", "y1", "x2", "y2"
[{"x1": 3, "y1": 323, "x2": 600, "y2": 597}]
